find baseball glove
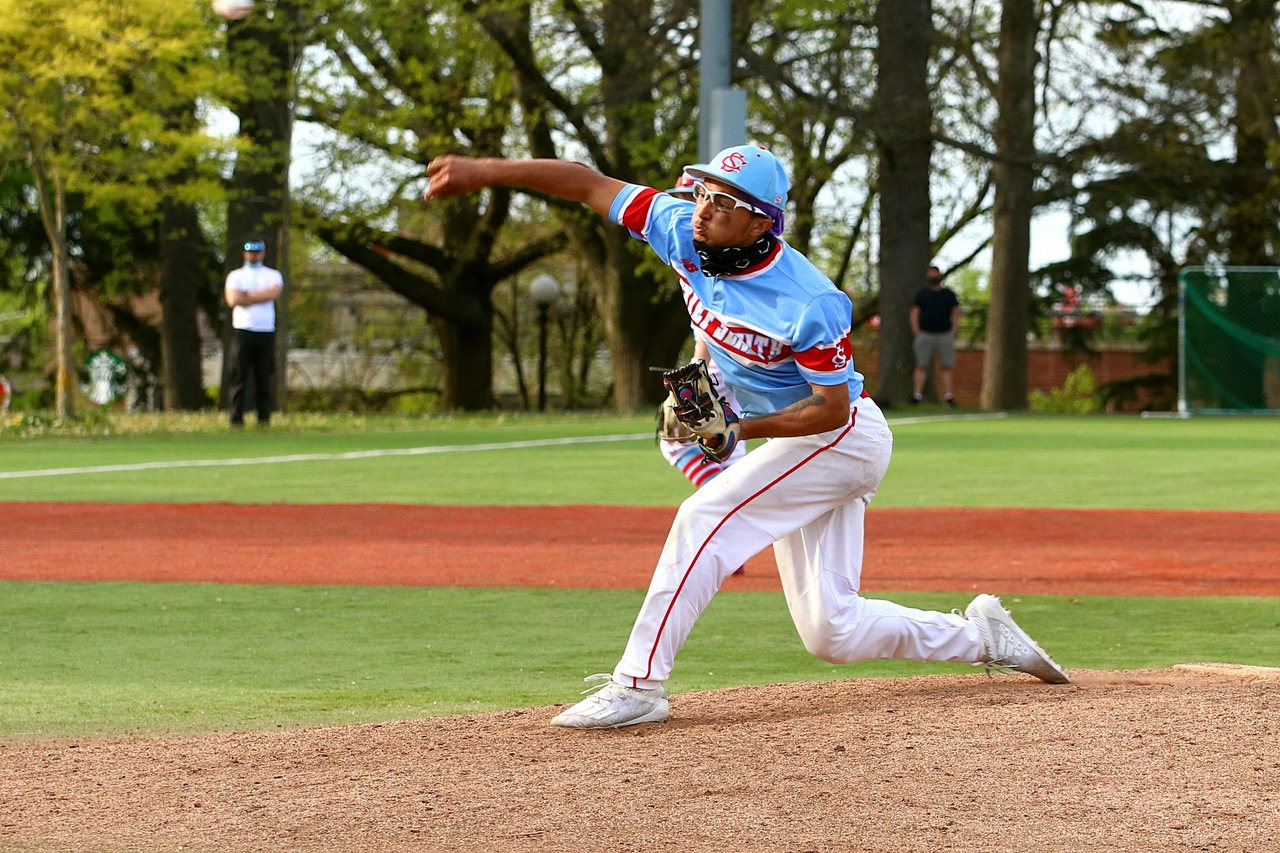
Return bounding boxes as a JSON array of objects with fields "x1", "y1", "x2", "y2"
[
  {"x1": 656, "y1": 391, "x2": 697, "y2": 444},
  {"x1": 661, "y1": 359, "x2": 742, "y2": 464}
]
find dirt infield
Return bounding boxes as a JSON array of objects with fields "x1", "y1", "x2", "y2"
[
  {"x1": 2, "y1": 503, "x2": 1278, "y2": 852},
  {"x1": 8, "y1": 502, "x2": 1280, "y2": 596}
]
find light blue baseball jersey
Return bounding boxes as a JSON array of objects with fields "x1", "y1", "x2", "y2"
[{"x1": 610, "y1": 184, "x2": 864, "y2": 417}]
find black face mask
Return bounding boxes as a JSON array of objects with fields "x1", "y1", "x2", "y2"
[{"x1": 694, "y1": 233, "x2": 777, "y2": 277}]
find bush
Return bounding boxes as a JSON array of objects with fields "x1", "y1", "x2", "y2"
[
  {"x1": 1029, "y1": 364, "x2": 1102, "y2": 414},
  {"x1": 287, "y1": 385, "x2": 444, "y2": 414}
]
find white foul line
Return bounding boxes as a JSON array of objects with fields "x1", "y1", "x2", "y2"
[
  {"x1": 0, "y1": 413, "x2": 1008, "y2": 481},
  {"x1": 0, "y1": 433, "x2": 653, "y2": 480}
]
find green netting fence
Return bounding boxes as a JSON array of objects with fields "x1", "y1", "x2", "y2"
[{"x1": 1178, "y1": 267, "x2": 1280, "y2": 415}]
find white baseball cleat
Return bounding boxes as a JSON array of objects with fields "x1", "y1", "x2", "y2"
[
  {"x1": 550, "y1": 674, "x2": 669, "y2": 729},
  {"x1": 965, "y1": 594, "x2": 1071, "y2": 684}
]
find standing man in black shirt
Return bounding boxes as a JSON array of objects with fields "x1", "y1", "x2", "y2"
[{"x1": 910, "y1": 265, "x2": 962, "y2": 406}]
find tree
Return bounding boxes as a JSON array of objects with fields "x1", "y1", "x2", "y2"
[
  {"x1": 0, "y1": 0, "x2": 218, "y2": 417},
  {"x1": 159, "y1": 190, "x2": 223, "y2": 410},
  {"x1": 1210, "y1": 0, "x2": 1278, "y2": 407},
  {"x1": 980, "y1": 0, "x2": 1038, "y2": 410},
  {"x1": 739, "y1": 3, "x2": 879, "y2": 270},
  {"x1": 1034, "y1": 2, "x2": 1280, "y2": 407},
  {"x1": 1223, "y1": 0, "x2": 1280, "y2": 265},
  {"x1": 473, "y1": 0, "x2": 704, "y2": 409},
  {"x1": 872, "y1": 0, "x2": 935, "y2": 405},
  {"x1": 156, "y1": 53, "x2": 232, "y2": 410},
  {"x1": 0, "y1": 150, "x2": 47, "y2": 385},
  {"x1": 295, "y1": 0, "x2": 569, "y2": 410}
]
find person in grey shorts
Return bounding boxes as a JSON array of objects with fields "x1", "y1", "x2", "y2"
[{"x1": 910, "y1": 265, "x2": 961, "y2": 406}]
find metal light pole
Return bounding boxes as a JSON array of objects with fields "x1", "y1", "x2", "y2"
[
  {"x1": 699, "y1": 0, "x2": 746, "y2": 161},
  {"x1": 529, "y1": 275, "x2": 561, "y2": 411}
]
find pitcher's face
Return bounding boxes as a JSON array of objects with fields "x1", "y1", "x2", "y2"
[{"x1": 690, "y1": 180, "x2": 775, "y2": 248}]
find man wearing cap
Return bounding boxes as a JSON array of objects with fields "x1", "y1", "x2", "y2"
[
  {"x1": 423, "y1": 147, "x2": 1070, "y2": 728},
  {"x1": 224, "y1": 238, "x2": 283, "y2": 428}
]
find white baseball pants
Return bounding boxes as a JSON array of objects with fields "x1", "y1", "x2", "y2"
[{"x1": 614, "y1": 396, "x2": 985, "y2": 689}]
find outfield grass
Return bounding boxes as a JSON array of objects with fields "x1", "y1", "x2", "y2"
[
  {"x1": 2, "y1": 411, "x2": 1277, "y2": 510},
  {"x1": 1, "y1": 411, "x2": 1276, "y2": 739}
]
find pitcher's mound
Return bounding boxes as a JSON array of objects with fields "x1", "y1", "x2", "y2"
[{"x1": 1172, "y1": 661, "x2": 1280, "y2": 682}]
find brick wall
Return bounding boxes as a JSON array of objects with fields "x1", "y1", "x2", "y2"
[{"x1": 852, "y1": 341, "x2": 1171, "y2": 411}]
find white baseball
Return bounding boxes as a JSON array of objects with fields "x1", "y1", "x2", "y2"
[{"x1": 211, "y1": 0, "x2": 254, "y2": 21}]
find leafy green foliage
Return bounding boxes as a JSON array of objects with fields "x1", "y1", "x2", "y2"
[
  {"x1": 0, "y1": 0, "x2": 234, "y2": 410},
  {"x1": 0, "y1": 0, "x2": 225, "y2": 210},
  {"x1": 1029, "y1": 363, "x2": 1102, "y2": 413}
]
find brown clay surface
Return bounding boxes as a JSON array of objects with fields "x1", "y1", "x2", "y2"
[
  {"x1": 2, "y1": 503, "x2": 1279, "y2": 852},
  {"x1": 6, "y1": 503, "x2": 1280, "y2": 596}
]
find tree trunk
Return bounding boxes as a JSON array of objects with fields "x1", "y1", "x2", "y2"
[
  {"x1": 980, "y1": 0, "x2": 1038, "y2": 411},
  {"x1": 873, "y1": 0, "x2": 934, "y2": 406},
  {"x1": 434, "y1": 312, "x2": 496, "y2": 411},
  {"x1": 594, "y1": 232, "x2": 690, "y2": 411},
  {"x1": 1226, "y1": 0, "x2": 1279, "y2": 265},
  {"x1": 29, "y1": 158, "x2": 75, "y2": 418},
  {"x1": 51, "y1": 222, "x2": 74, "y2": 419},
  {"x1": 159, "y1": 197, "x2": 210, "y2": 409}
]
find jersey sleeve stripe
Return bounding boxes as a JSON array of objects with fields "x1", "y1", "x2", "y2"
[
  {"x1": 794, "y1": 336, "x2": 853, "y2": 374},
  {"x1": 618, "y1": 187, "x2": 662, "y2": 235}
]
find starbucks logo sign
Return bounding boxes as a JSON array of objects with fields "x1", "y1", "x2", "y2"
[{"x1": 80, "y1": 349, "x2": 128, "y2": 405}]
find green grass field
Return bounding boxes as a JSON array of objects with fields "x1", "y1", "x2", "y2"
[
  {"x1": 3, "y1": 411, "x2": 1277, "y2": 509},
  {"x1": 1, "y1": 411, "x2": 1277, "y2": 740}
]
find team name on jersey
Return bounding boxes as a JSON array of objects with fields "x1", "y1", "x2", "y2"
[{"x1": 682, "y1": 280, "x2": 791, "y2": 366}]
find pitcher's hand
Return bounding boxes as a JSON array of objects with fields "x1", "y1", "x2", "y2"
[{"x1": 423, "y1": 155, "x2": 485, "y2": 201}]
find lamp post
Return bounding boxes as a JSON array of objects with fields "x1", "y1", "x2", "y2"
[{"x1": 529, "y1": 275, "x2": 561, "y2": 411}]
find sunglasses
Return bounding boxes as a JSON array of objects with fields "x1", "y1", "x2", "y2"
[{"x1": 691, "y1": 183, "x2": 769, "y2": 217}]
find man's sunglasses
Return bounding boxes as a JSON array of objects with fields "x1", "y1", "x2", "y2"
[{"x1": 691, "y1": 183, "x2": 770, "y2": 218}]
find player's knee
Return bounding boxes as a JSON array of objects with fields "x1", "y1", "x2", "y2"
[
  {"x1": 793, "y1": 616, "x2": 854, "y2": 663},
  {"x1": 801, "y1": 635, "x2": 846, "y2": 664}
]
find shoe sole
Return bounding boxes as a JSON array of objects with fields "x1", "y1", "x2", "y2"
[{"x1": 550, "y1": 703, "x2": 669, "y2": 729}]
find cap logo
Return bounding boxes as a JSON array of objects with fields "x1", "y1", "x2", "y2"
[{"x1": 720, "y1": 152, "x2": 748, "y2": 173}]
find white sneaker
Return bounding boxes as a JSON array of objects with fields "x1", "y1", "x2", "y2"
[
  {"x1": 549, "y1": 674, "x2": 669, "y2": 729},
  {"x1": 965, "y1": 594, "x2": 1070, "y2": 684}
]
